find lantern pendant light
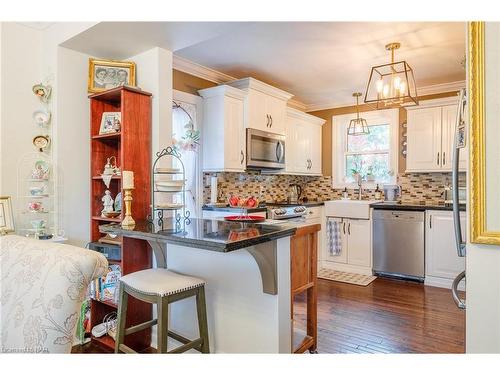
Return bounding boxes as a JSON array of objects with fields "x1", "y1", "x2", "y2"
[
  {"x1": 364, "y1": 42, "x2": 418, "y2": 108},
  {"x1": 348, "y1": 92, "x2": 370, "y2": 136}
]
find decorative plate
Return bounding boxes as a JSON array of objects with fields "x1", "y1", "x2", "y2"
[
  {"x1": 33, "y1": 135, "x2": 50, "y2": 152},
  {"x1": 32, "y1": 160, "x2": 50, "y2": 180},
  {"x1": 32, "y1": 110, "x2": 51, "y2": 127},
  {"x1": 32, "y1": 83, "x2": 52, "y2": 103}
]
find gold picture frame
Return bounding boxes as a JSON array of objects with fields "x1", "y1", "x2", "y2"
[
  {"x1": 0, "y1": 196, "x2": 15, "y2": 234},
  {"x1": 469, "y1": 21, "x2": 500, "y2": 245},
  {"x1": 88, "y1": 58, "x2": 136, "y2": 93}
]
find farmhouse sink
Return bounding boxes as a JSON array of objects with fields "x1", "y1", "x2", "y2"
[{"x1": 324, "y1": 199, "x2": 383, "y2": 219}]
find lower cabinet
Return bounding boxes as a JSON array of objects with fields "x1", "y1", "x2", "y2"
[
  {"x1": 346, "y1": 219, "x2": 371, "y2": 267},
  {"x1": 323, "y1": 216, "x2": 372, "y2": 274},
  {"x1": 425, "y1": 210, "x2": 466, "y2": 289}
]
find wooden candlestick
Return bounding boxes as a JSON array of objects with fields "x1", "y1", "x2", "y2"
[{"x1": 121, "y1": 188, "x2": 136, "y2": 228}]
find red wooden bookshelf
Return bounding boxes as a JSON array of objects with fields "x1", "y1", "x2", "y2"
[{"x1": 89, "y1": 86, "x2": 153, "y2": 352}]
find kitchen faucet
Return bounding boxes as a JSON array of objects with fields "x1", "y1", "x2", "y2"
[{"x1": 356, "y1": 174, "x2": 363, "y2": 200}]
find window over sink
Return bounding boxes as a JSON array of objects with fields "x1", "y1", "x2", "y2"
[{"x1": 333, "y1": 108, "x2": 399, "y2": 188}]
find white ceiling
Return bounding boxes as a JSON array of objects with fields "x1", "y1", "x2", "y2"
[
  {"x1": 60, "y1": 22, "x2": 252, "y2": 61},
  {"x1": 60, "y1": 21, "x2": 466, "y2": 109},
  {"x1": 175, "y1": 22, "x2": 466, "y2": 108}
]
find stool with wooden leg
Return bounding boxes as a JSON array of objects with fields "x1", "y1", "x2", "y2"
[{"x1": 114, "y1": 268, "x2": 210, "y2": 354}]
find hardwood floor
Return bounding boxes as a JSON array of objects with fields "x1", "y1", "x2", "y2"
[
  {"x1": 294, "y1": 277, "x2": 465, "y2": 354},
  {"x1": 73, "y1": 276, "x2": 465, "y2": 354}
]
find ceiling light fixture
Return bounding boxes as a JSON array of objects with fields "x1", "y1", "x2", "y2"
[
  {"x1": 364, "y1": 42, "x2": 418, "y2": 108},
  {"x1": 348, "y1": 92, "x2": 369, "y2": 136}
]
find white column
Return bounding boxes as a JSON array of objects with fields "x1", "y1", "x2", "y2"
[{"x1": 129, "y1": 47, "x2": 173, "y2": 159}]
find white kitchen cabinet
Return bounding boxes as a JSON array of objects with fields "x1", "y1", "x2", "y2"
[
  {"x1": 425, "y1": 210, "x2": 466, "y2": 288},
  {"x1": 406, "y1": 97, "x2": 466, "y2": 172},
  {"x1": 346, "y1": 219, "x2": 371, "y2": 267},
  {"x1": 442, "y1": 104, "x2": 467, "y2": 170},
  {"x1": 303, "y1": 206, "x2": 325, "y2": 268},
  {"x1": 406, "y1": 106, "x2": 442, "y2": 171},
  {"x1": 285, "y1": 107, "x2": 324, "y2": 175},
  {"x1": 323, "y1": 216, "x2": 372, "y2": 274},
  {"x1": 227, "y1": 77, "x2": 293, "y2": 135},
  {"x1": 199, "y1": 85, "x2": 246, "y2": 172}
]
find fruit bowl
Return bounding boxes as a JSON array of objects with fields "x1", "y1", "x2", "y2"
[{"x1": 228, "y1": 195, "x2": 260, "y2": 209}]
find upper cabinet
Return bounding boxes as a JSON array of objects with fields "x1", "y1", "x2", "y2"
[
  {"x1": 199, "y1": 85, "x2": 246, "y2": 172},
  {"x1": 406, "y1": 97, "x2": 467, "y2": 172},
  {"x1": 286, "y1": 107, "x2": 325, "y2": 175},
  {"x1": 227, "y1": 78, "x2": 293, "y2": 135}
]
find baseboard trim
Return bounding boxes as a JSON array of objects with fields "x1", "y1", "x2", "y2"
[{"x1": 424, "y1": 275, "x2": 466, "y2": 291}]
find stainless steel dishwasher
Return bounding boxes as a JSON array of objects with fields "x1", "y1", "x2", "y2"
[{"x1": 373, "y1": 209, "x2": 425, "y2": 281}]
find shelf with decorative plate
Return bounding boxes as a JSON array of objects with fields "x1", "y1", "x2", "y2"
[
  {"x1": 92, "y1": 216, "x2": 122, "y2": 223},
  {"x1": 92, "y1": 132, "x2": 121, "y2": 140},
  {"x1": 92, "y1": 175, "x2": 121, "y2": 180}
]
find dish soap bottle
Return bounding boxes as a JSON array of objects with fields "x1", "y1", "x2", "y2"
[
  {"x1": 342, "y1": 187, "x2": 349, "y2": 199},
  {"x1": 374, "y1": 184, "x2": 382, "y2": 200}
]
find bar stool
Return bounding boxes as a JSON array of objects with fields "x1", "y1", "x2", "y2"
[{"x1": 114, "y1": 268, "x2": 210, "y2": 354}]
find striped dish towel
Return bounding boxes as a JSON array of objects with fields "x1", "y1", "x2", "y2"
[{"x1": 327, "y1": 218, "x2": 342, "y2": 256}]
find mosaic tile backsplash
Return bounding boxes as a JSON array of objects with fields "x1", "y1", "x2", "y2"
[{"x1": 203, "y1": 171, "x2": 467, "y2": 205}]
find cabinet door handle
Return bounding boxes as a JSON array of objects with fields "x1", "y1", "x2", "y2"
[
  {"x1": 437, "y1": 152, "x2": 440, "y2": 166},
  {"x1": 240, "y1": 150, "x2": 244, "y2": 165},
  {"x1": 348, "y1": 222, "x2": 351, "y2": 235},
  {"x1": 343, "y1": 221, "x2": 346, "y2": 234},
  {"x1": 429, "y1": 215, "x2": 432, "y2": 229},
  {"x1": 266, "y1": 114, "x2": 270, "y2": 127},
  {"x1": 270, "y1": 115, "x2": 273, "y2": 127},
  {"x1": 443, "y1": 152, "x2": 446, "y2": 166}
]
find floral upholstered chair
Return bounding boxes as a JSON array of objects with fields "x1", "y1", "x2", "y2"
[{"x1": 0, "y1": 235, "x2": 108, "y2": 353}]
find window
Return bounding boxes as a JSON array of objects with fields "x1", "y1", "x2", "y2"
[
  {"x1": 172, "y1": 90, "x2": 203, "y2": 218},
  {"x1": 333, "y1": 108, "x2": 399, "y2": 188}
]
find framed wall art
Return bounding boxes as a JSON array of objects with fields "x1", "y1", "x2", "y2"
[
  {"x1": 88, "y1": 58, "x2": 136, "y2": 93},
  {"x1": 469, "y1": 21, "x2": 500, "y2": 245}
]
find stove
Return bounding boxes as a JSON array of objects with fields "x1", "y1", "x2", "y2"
[{"x1": 267, "y1": 204, "x2": 307, "y2": 220}]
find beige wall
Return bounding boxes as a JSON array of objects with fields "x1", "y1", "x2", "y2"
[
  {"x1": 172, "y1": 69, "x2": 216, "y2": 95},
  {"x1": 309, "y1": 91, "x2": 461, "y2": 176}
]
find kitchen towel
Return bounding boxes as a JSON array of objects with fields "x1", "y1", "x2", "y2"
[{"x1": 327, "y1": 218, "x2": 342, "y2": 256}]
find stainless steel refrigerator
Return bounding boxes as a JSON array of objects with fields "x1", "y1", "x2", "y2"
[{"x1": 452, "y1": 88, "x2": 467, "y2": 310}]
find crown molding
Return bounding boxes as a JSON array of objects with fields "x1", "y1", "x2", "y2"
[
  {"x1": 198, "y1": 85, "x2": 247, "y2": 100},
  {"x1": 172, "y1": 55, "x2": 308, "y2": 108},
  {"x1": 287, "y1": 107, "x2": 325, "y2": 125},
  {"x1": 287, "y1": 98, "x2": 307, "y2": 111},
  {"x1": 173, "y1": 55, "x2": 236, "y2": 84},
  {"x1": 305, "y1": 80, "x2": 466, "y2": 113},
  {"x1": 226, "y1": 77, "x2": 294, "y2": 101},
  {"x1": 415, "y1": 80, "x2": 466, "y2": 97}
]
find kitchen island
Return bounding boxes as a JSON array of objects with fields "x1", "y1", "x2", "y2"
[{"x1": 100, "y1": 218, "x2": 297, "y2": 353}]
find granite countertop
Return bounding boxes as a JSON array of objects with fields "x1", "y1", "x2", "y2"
[
  {"x1": 371, "y1": 201, "x2": 466, "y2": 211},
  {"x1": 100, "y1": 219, "x2": 296, "y2": 253}
]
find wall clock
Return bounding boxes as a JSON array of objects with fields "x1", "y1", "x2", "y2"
[{"x1": 33, "y1": 135, "x2": 50, "y2": 152}]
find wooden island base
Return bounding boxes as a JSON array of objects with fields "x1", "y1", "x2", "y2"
[{"x1": 290, "y1": 224, "x2": 320, "y2": 353}]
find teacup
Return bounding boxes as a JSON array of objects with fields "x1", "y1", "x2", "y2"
[
  {"x1": 29, "y1": 186, "x2": 45, "y2": 196},
  {"x1": 28, "y1": 201, "x2": 43, "y2": 212},
  {"x1": 31, "y1": 219, "x2": 46, "y2": 230}
]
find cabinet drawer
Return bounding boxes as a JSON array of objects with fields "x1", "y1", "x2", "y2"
[{"x1": 304, "y1": 206, "x2": 322, "y2": 220}]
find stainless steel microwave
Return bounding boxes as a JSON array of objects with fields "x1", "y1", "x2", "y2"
[{"x1": 246, "y1": 128, "x2": 285, "y2": 169}]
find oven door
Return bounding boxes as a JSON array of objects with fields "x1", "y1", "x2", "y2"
[{"x1": 246, "y1": 128, "x2": 285, "y2": 169}]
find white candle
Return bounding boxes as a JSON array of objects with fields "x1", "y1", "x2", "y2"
[{"x1": 122, "y1": 170, "x2": 134, "y2": 189}]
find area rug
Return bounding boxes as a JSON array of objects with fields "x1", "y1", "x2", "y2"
[{"x1": 317, "y1": 269, "x2": 377, "y2": 286}]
